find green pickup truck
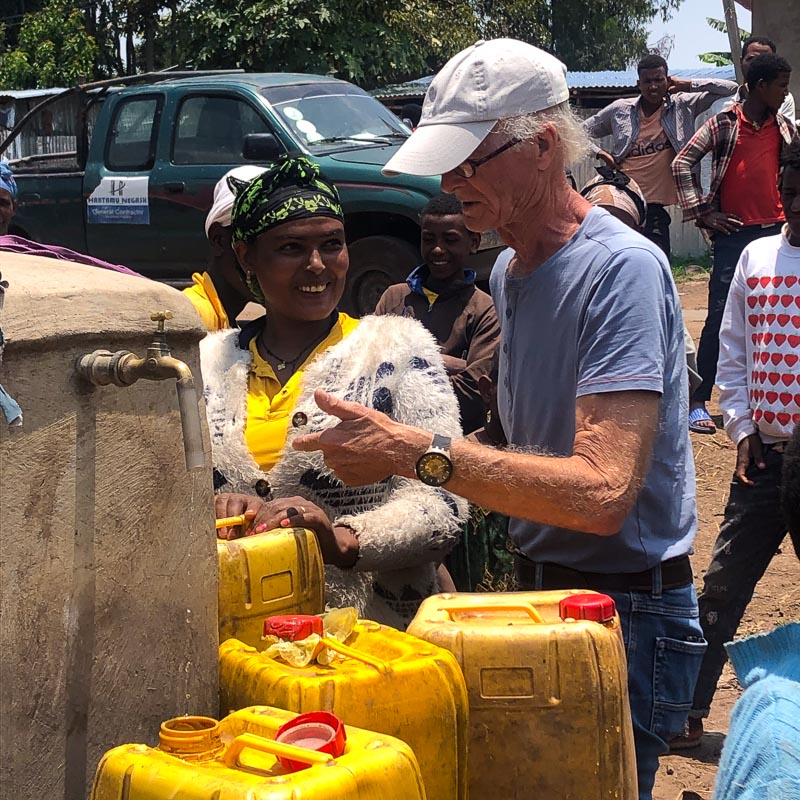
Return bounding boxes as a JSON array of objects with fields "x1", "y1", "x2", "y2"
[{"x1": 4, "y1": 72, "x2": 499, "y2": 314}]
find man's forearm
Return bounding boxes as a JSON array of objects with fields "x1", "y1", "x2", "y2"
[{"x1": 394, "y1": 433, "x2": 634, "y2": 536}]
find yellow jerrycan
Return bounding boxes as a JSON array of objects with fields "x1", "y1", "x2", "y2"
[
  {"x1": 219, "y1": 619, "x2": 469, "y2": 800},
  {"x1": 217, "y1": 528, "x2": 324, "y2": 648},
  {"x1": 89, "y1": 706, "x2": 427, "y2": 800},
  {"x1": 407, "y1": 591, "x2": 638, "y2": 800}
]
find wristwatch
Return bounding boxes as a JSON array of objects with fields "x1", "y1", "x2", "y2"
[{"x1": 415, "y1": 434, "x2": 454, "y2": 487}]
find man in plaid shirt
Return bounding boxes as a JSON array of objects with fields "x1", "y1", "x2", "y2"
[{"x1": 672, "y1": 53, "x2": 795, "y2": 435}]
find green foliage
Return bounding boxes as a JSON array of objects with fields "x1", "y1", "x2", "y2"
[
  {"x1": 0, "y1": 0, "x2": 97, "y2": 88},
  {"x1": 698, "y1": 17, "x2": 749, "y2": 69}
]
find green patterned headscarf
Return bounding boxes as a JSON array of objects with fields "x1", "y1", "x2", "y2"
[{"x1": 230, "y1": 156, "x2": 344, "y2": 245}]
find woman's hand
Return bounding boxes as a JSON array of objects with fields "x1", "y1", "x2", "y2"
[
  {"x1": 258, "y1": 496, "x2": 359, "y2": 568},
  {"x1": 215, "y1": 493, "x2": 265, "y2": 540}
]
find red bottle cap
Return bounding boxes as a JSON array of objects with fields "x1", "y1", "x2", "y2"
[
  {"x1": 559, "y1": 593, "x2": 616, "y2": 624},
  {"x1": 263, "y1": 614, "x2": 324, "y2": 641},
  {"x1": 275, "y1": 711, "x2": 347, "y2": 772}
]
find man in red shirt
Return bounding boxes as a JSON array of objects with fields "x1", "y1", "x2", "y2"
[{"x1": 672, "y1": 53, "x2": 795, "y2": 434}]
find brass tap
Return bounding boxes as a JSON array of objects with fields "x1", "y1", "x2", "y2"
[{"x1": 76, "y1": 311, "x2": 205, "y2": 470}]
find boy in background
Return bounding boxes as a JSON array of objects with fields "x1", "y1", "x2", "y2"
[{"x1": 374, "y1": 193, "x2": 499, "y2": 434}]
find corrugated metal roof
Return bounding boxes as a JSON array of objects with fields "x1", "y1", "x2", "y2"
[
  {"x1": 373, "y1": 66, "x2": 737, "y2": 98},
  {"x1": 568, "y1": 66, "x2": 736, "y2": 89},
  {"x1": 0, "y1": 87, "x2": 69, "y2": 99}
]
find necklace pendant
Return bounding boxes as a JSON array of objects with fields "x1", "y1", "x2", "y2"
[{"x1": 277, "y1": 362, "x2": 286, "y2": 371}]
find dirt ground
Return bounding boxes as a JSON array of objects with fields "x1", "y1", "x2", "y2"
[{"x1": 651, "y1": 278, "x2": 800, "y2": 800}]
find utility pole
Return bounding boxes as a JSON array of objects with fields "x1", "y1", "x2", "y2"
[{"x1": 723, "y1": 0, "x2": 744, "y2": 83}]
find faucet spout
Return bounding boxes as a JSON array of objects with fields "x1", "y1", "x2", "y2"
[{"x1": 75, "y1": 311, "x2": 207, "y2": 471}]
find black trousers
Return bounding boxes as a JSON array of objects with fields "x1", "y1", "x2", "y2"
[{"x1": 643, "y1": 203, "x2": 671, "y2": 261}]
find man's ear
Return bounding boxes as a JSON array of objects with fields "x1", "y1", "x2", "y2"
[
  {"x1": 208, "y1": 222, "x2": 228, "y2": 255},
  {"x1": 470, "y1": 231, "x2": 481, "y2": 253},
  {"x1": 534, "y1": 125, "x2": 560, "y2": 170}
]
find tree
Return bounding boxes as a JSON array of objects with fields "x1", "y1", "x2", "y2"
[
  {"x1": 475, "y1": 0, "x2": 684, "y2": 70},
  {"x1": 698, "y1": 17, "x2": 750, "y2": 67},
  {"x1": 0, "y1": 0, "x2": 97, "y2": 88}
]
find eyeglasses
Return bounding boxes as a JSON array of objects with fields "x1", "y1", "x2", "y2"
[{"x1": 453, "y1": 138, "x2": 521, "y2": 179}]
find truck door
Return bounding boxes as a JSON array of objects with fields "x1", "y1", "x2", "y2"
[
  {"x1": 146, "y1": 91, "x2": 280, "y2": 280},
  {"x1": 84, "y1": 92, "x2": 166, "y2": 273}
]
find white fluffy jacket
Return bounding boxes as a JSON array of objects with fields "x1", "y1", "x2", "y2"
[{"x1": 200, "y1": 314, "x2": 467, "y2": 629}]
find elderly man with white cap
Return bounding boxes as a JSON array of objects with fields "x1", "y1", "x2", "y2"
[
  {"x1": 293, "y1": 39, "x2": 705, "y2": 798},
  {"x1": 183, "y1": 165, "x2": 266, "y2": 330}
]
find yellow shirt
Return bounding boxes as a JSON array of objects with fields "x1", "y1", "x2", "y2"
[
  {"x1": 245, "y1": 312, "x2": 359, "y2": 472},
  {"x1": 183, "y1": 272, "x2": 230, "y2": 331}
]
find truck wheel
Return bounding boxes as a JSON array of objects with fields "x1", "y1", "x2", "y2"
[{"x1": 345, "y1": 235, "x2": 420, "y2": 317}]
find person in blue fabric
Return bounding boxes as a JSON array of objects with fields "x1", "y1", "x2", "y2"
[
  {"x1": 374, "y1": 192, "x2": 500, "y2": 434},
  {"x1": 0, "y1": 161, "x2": 17, "y2": 235},
  {"x1": 293, "y1": 39, "x2": 706, "y2": 800}
]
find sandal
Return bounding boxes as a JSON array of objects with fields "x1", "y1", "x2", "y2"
[{"x1": 689, "y1": 407, "x2": 716, "y2": 435}]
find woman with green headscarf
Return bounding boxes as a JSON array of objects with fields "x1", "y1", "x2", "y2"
[{"x1": 200, "y1": 156, "x2": 466, "y2": 629}]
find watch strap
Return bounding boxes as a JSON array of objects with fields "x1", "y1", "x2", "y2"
[{"x1": 431, "y1": 434, "x2": 452, "y2": 452}]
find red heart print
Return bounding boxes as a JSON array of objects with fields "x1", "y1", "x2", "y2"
[
  {"x1": 768, "y1": 295, "x2": 780, "y2": 307},
  {"x1": 767, "y1": 314, "x2": 776, "y2": 325},
  {"x1": 796, "y1": 394, "x2": 800, "y2": 405},
  {"x1": 782, "y1": 295, "x2": 794, "y2": 308},
  {"x1": 792, "y1": 315, "x2": 800, "y2": 326},
  {"x1": 758, "y1": 295, "x2": 768, "y2": 308},
  {"x1": 796, "y1": 297, "x2": 800, "y2": 309},
  {"x1": 775, "y1": 314, "x2": 787, "y2": 326},
  {"x1": 764, "y1": 333, "x2": 773, "y2": 345},
  {"x1": 747, "y1": 277, "x2": 759, "y2": 289},
  {"x1": 771, "y1": 352, "x2": 783, "y2": 366},
  {"x1": 759, "y1": 371, "x2": 768, "y2": 382},
  {"x1": 748, "y1": 296, "x2": 758, "y2": 308},
  {"x1": 794, "y1": 413, "x2": 800, "y2": 424},
  {"x1": 752, "y1": 333, "x2": 759, "y2": 345},
  {"x1": 773, "y1": 276, "x2": 784, "y2": 288},
  {"x1": 782, "y1": 374, "x2": 795, "y2": 387},
  {"x1": 766, "y1": 391, "x2": 779, "y2": 403},
  {"x1": 789, "y1": 335, "x2": 800, "y2": 347},
  {"x1": 749, "y1": 314, "x2": 760, "y2": 327},
  {"x1": 786, "y1": 354, "x2": 799, "y2": 367},
  {"x1": 754, "y1": 409, "x2": 763, "y2": 421},
  {"x1": 786, "y1": 276, "x2": 798, "y2": 288},
  {"x1": 764, "y1": 410, "x2": 776, "y2": 423},
  {"x1": 760, "y1": 276, "x2": 772, "y2": 288},
  {"x1": 780, "y1": 392, "x2": 792, "y2": 405},
  {"x1": 768, "y1": 373, "x2": 780, "y2": 385},
  {"x1": 761, "y1": 352, "x2": 771, "y2": 364},
  {"x1": 777, "y1": 412, "x2": 791, "y2": 425},
  {"x1": 775, "y1": 333, "x2": 787, "y2": 345}
]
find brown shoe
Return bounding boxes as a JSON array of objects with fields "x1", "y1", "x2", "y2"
[{"x1": 669, "y1": 717, "x2": 704, "y2": 751}]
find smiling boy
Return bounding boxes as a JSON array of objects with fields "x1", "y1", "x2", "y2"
[{"x1": 374, "y1": 193, "x2": 500, "y2": 433}]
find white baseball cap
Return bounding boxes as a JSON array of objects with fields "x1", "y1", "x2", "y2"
[{"x1": 383, "y1": 39, "x2": 569, "y2": 177}]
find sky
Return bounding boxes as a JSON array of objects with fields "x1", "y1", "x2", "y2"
[{"x1": 647, "y1": 0, "x2": 752, "y2": 69}]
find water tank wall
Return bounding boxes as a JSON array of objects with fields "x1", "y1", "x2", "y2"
[{"x1": 0, "y1": 256, "x2": 219, "y2": 800}]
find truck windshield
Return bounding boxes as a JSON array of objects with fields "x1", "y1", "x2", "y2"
[{"x1": 261, "y1": 83, "x2": 410, "y2": 151}]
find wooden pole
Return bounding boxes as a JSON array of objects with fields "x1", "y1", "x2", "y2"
[{"x1": 723, "y1": 0, "x2": 744, "y2": 84}]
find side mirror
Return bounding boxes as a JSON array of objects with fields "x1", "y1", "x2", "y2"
[{"x1": 242, "y1": 133, "x2": 283, "y2": 162}]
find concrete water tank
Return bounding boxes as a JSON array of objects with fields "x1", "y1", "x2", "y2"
[{"x1": 0, "y1": 256, "x2": 219, "y2": 800}]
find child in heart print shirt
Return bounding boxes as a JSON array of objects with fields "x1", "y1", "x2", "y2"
[{"x1": 672, "y1": 138, "x2": 800, "y2": 748}]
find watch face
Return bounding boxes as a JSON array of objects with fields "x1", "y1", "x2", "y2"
[{"x1": 416, "y1": 452, "x2": 454, "y2": 486}]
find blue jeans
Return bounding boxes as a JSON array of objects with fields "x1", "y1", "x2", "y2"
[
  {"x1": 693, "y1": 223, "x2": 782, "y2": 403},
  {"x1": 606, "y1": 584, "x2": 706, "y2": 800}
]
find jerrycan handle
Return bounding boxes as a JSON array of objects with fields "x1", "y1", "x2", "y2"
[
  {"x1": 223, "y1": 732, "x2": 334, "y2": 773},
  {"x1": 321, "y1": 636, "x2": 389, "y2": 674},
  {"x1": 444, "y1": 603, "x2": 545, "y2": 623}
]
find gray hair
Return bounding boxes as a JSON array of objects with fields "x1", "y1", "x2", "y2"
[{"x1": 499, "y1": 102, "x2": 591, "y2": 166}]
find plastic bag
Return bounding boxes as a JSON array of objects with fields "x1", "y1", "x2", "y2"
[{"x1": 261, "y1": 607, "x2": 358, "y2": 667}]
